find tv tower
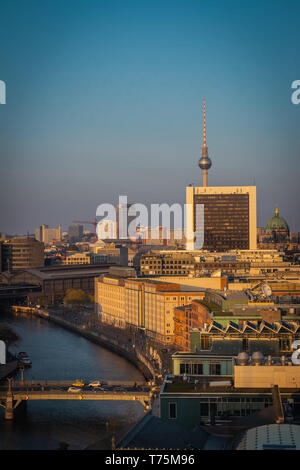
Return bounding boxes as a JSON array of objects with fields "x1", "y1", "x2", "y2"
[{"x1": 198, "y1": 99, "x2": 212, "y2": 187}]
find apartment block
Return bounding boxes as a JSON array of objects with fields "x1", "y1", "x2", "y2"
[{"x1": 95, "y1": 275, "x2": 205, "y2": 345}]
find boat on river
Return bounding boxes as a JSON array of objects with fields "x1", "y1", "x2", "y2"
[{"x1": 16, "y1": 352, "x2": 32, "y2": 367}]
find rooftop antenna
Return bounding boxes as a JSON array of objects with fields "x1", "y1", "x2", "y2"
[{"x1": 203, "y1": 98, "x2": 206, "y2": 146}]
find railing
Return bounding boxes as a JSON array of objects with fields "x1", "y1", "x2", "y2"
[{"x1": 0, "y1": 379, "x2": 147, "y2": 389}]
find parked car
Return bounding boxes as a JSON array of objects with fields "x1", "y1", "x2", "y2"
[
  {"x1": 68, "y1": 387, "x2": 82, "y2": 393},
  {"x1": 72, "y1": 380, "x2": 84, "y2": 387},
  {"x1": 88, "y1": 381, "x2": 101, "y2": 387}
]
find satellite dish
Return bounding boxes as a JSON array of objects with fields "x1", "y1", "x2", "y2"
[
  {"x1": 291, "y1": 340, "x2": 300, "y2": 365},
  {"x1": 262, "y1": 284, "x2": 272, "y2": 297}
]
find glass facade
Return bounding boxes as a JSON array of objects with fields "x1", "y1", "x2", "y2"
[
  {"x1": 198, "y1": 396, "x2": 273, "y2": 418},
  {"x1": 162, "y1": 395, "x2": 275, "y2": 425},
  {"x1": 194, "y1": 193, "x2": 250, "y2": 251}
]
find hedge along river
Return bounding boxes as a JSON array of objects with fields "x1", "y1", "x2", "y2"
[{"x1": 0, "y1": 309, "x2": 145, "y2": 450}]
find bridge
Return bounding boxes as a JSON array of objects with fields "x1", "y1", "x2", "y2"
[
  {"x1": 0, "y1": 285, "x2": 41, "y2": 300},
  {"x1": 0, "y1": 379, "x2": 154, "y2": 420}
]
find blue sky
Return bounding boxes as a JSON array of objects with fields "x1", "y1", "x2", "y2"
[{"x1": 0, "y1": 0, "x2": 299, "y2": 234}]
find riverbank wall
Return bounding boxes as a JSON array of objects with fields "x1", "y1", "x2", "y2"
[{"x1": 32, "y1": 309, "x2": 156, "y2": 382}]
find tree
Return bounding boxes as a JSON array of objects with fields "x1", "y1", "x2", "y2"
[
  {"x1": 0, "y1": 323, "x2": 20, "y2": 346},
  {"x1": 63, "y1": 289, "x2": 93, "y2": 306}
]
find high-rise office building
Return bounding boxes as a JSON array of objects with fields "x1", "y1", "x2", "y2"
[
  {"x1": 186, "y1": 101, "x2": 257, "y2": 251},
  {"x1": 1, "y1": 237, "x2": 44, "y2": 272},
  {"x1": 35, "y1": 224, "x2": 62, "y2": 244},
  {"x1": 186, "y1": 185, "x2": 257, "y2": 251},
  {"x1": 68, "y1": 224, "x2": 84, "y2": 242}
]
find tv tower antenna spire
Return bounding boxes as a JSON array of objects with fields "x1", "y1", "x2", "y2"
[{"x1": 198, "y1": 98, "x2": 212, "y2": 187}]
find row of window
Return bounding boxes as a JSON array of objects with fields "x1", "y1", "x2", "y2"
[
  {"x1": 198, "y1": 336, "x2": 294, "y2": 352},
  {"x1": 179, "y1": 362, "x2": 221, "y2": 375},
  {"x1": 168, "y1": 397, "x2": 272, "y2": 419}
]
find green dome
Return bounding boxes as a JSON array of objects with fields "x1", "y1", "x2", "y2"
[{"x1": 265, "y1": 208, "x2": 289, "y2": 234}]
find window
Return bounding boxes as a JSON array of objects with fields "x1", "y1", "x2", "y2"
[
  {"x1": 179, "y1": 362, "x2": 203, "y2": 375},
  {"x1": 209, "y1": 362, "x2": 221, "y2": 375},
  {"x1": 200, "y1": 401, "x2": 209, "y2": 417},
  {"x1": 201, "y1": 336, "x2": 212, "y2": 350},
  {"x1": 242, "y1": 338, "x2": 248, "y2": 351},
  {"x1": 168, "y1": 402, "x2": 177, "y2": 419},
  {"x1": 193, "y1": 363, "x2": 203, "y2": 374},
  {"x1": 279, "y1": 338, "x2": 291, "y2": 351}
]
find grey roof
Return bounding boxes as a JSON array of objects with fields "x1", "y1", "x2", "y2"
[
  {"x1": 22, "y1": 266, "x2": 110, "y2": 280},
  {"x1": 206, "y1": 289, "x2": 249, "y2": 302},
  {"x1": 236, "y1": 424, "x2": 300, "y2": 450},
  {"x1": 118, "y1": 413, "x2": 208, "y2": 450}
]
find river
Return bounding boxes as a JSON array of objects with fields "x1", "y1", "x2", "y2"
[{"x1": 0, "y1": 310, "x2": 145, "y2": 450}]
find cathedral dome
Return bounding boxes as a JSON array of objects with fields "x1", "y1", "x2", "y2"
[{"x1": 265, "y1": 208, "x2": 289, "y2": 234}]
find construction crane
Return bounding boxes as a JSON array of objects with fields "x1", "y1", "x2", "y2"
[{"x1": 72, "y1": 218, "x2": 97, "y2": 243}]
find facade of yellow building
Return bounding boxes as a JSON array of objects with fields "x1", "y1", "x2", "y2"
[
  {"x1": 95, "y1": 275, "x2": 205, "y2": 345},
  {"x1": 95, "y1": 275, "x2": 126, "y2": 328}
]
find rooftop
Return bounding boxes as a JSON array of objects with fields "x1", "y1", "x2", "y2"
[
  {"x1": 1, "y1": 264, "x2": 112, "y2": 282},
  {"x1": 236, "y1": 424, "x2": 300, "y2": 450},
  {"x1": 206, "y1": 289, "x2": 249, "y2": 302},
  {"x1": 160, "y1": 374, "x2": 300, "y2": 395},
  {"x1": 118, "y1": 413, "x2": 210, "y2": 450},
  {"x1": 191, "y1": 319, "x2": 300, "y2": 335}
]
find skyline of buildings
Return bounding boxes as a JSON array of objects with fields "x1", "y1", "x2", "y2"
[
  {"x1": 1, "y1": 0, "x2": 300, "y2": 452},
  {"x1": 0, "y1": 92, "x2": 297, "y2": 246}
]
